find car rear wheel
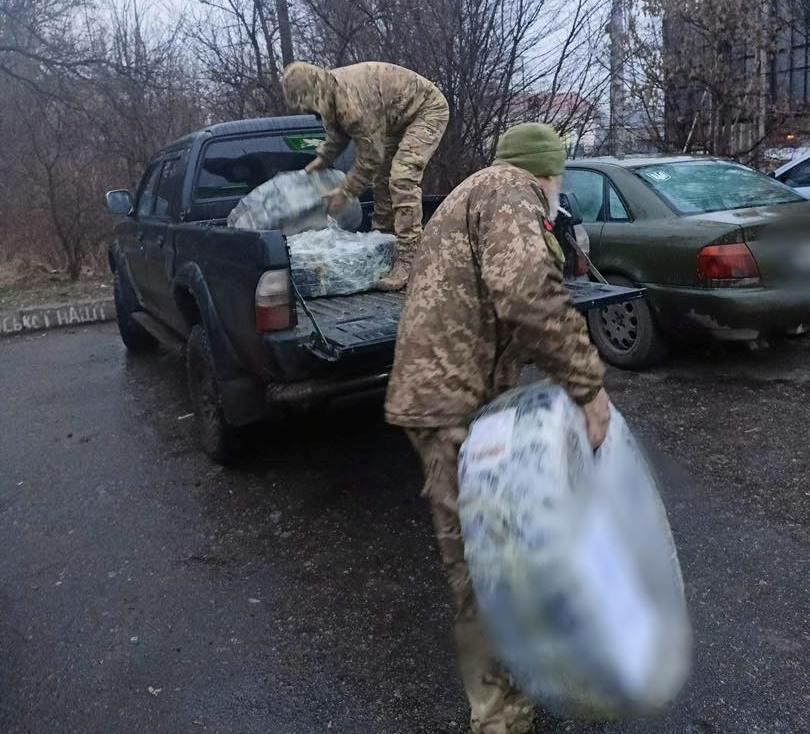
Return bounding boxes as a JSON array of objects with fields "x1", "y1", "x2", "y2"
[
  {"x1": 113, "y1": 270, "x2": 157, "y2": 353},
  {"x1": 587, "y1": 276, "x2": 668, "y2": 369},
  {"x1": 186, "y1": 324, "x2": 238, "y2": 464}
]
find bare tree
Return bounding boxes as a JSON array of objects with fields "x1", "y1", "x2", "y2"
[
  {"x1": 626, "y1": 0, "x2": 810, "y2": 161},
  {"x1": 189, "y1": 0, "x2": 293, "y2": 118},
  {"x1": 0, "y1": 0, "x2": 106, "y2": 93},
  {"x1": 89, "y1": 0, "x2": 206, "y2": 185},
  {"x1": 17, "y1": 89, "x2": 108, "y2": 279},
  {"x1": 0, "y1": 0, "x2": 205, "y2": 276},
  {"x1": 299, "y1": 0, "x2": 599, "y2": 189},
  {"x1": 515, "y1": 0, "x2": 611, "y2": 157}
]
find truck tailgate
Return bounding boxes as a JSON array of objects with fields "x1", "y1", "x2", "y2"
[
  {"x1": 295, "y1": 292, "x2": 403, "y2": 354},
  {"x1": 295, "y1": 282, "x2": 644, "y2": 359}
]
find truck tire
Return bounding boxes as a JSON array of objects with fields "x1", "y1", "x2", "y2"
[
  {"x1": 186, "y1": 324, "x2": 238, "y2": 464},
  {"x1": 113, "y1": 270, "x2": 157, "y2": 352},
  {"x1": 587, "y1": 275, "x2": 668, "y2": 369}
]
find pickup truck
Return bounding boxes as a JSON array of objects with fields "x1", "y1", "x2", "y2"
[{"x1": 105, "y1": 115, "x2": 643, "y2": 462}]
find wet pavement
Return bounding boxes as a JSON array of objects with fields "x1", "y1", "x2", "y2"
[{"x1": 0, "y1": 324, "x2": 807, "y2": 734}]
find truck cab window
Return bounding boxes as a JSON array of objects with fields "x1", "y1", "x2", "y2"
[
  {"x1": 136, "y1": 164, "x2": 162, "y2": 218},
  {"x1": 154, "y1": 154, "x2": 187, "y2": 219},
  {"x1": 193, "y1": 135, "x2": 355, "y2": 201},
  {"x1": 195, "y1": 138, "x2": 314, "y2": 200}
]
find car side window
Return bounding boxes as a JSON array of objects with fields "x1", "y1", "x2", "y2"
[
  {"x1": 780, "y1": 158, "x2": 810, "y2": 188},
  {"x1": 563, "y1": 170, "x2": 605, "y2": 223},
  {"x1": 608, "y1": 184, "x2": 630, "y2": 221},
  {"x1": 154, "y1": 153, "x2": 187, "y2": 219},
  {"x1": 136, "y1": 164, "x2": 161, "y2": 218}
]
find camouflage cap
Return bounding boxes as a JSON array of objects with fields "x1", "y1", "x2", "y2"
[{"x1": 282, "y1": 62, "x2": 336, "y2": 115}]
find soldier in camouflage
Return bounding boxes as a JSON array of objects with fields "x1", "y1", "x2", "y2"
[
  {"x1": 385, "y1": 123, "x2": 611, "y2": 733},
  {"x1": 282, "y1": 61, "x2": 449, "y2": 291}
]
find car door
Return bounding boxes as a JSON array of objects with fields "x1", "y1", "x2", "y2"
[
  {"x1": 126, "y1": 162, "x2": 162, "y2": 307},
  {"x1": 565, "y1": 169, "x2": 640, "y2": 278},
  {"x1": 144, "y1": 152, "x2": 188, "y2": 331},
  {"x1": 597, "y1": 179, "x2": 638, "y2": 273},
  {"x1": 563, "y1": 169, "x2": 607, "y2": 247}
]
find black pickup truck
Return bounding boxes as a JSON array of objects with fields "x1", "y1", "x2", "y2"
[{"x1": 105, "y1": 115, "x2": 642, "y2": 462}]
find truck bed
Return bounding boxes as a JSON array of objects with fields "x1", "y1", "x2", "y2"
[{"x1": 295, "y1": 282, "x2": 643, "y2": 359}]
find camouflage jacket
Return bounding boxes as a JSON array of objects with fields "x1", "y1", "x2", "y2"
[
  {"x1": 284, "y1": 62, "x2": 448, "y2": 198},
  {"x1": 384, "y1": 163, "x2": 605, "y2": 429}
]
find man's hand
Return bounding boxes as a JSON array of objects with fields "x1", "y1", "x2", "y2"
[
  {"x1": 322, "y1": 187, "x2": 349, "y2": 215},
  {"x1": 305, "y1": 156, "x2": 326, "y2": 174},
  {"x1": 582, "y1": 388, "x2": 610, "y2": 449}
]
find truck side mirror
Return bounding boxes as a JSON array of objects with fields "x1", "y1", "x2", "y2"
[
  {"x1": 106, "y1": 190, "x2": 134, "y2": 216},
  {"x1": 558, "y1": 192, "x2": 583, "y2": 226}
]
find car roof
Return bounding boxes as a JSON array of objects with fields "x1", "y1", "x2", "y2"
[
  {"x1": 159, "y1": 114, "x2": 322, "y2": 155},
  {"x1": 773, "y1": 148, "x2": 810, "y2": 176},
  {"x1": 568, "y1": 155, "x2": 719, "y2": 169}
]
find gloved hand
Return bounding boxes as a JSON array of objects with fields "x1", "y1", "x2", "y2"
[
  {"x1": 305, "y1": 156, "x2": 326, "y2": 174},
  {"x1": 582, "y1": 388, "x2": 610, "y2": 449},
  {"x1": 321, "y1": 187, "x2": 349, "y2": 215}
]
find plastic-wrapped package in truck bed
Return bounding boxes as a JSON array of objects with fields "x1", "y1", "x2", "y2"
[
  {"x1": 228, "y1": 169, "x2": 394, "y2": 298},
  {"x1": 287, "y1": 224, "x2": 396, "y2": 298},
  {"x1": 458, "y1": 382, "x2": 691, "y2": 720},
  {"x1": 227, "y1": 169, "x2": 363, "y2": 234}
]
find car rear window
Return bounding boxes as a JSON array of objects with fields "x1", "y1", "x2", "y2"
[{"x1": 634, "y1": 160, "x2": 803, "y2": 214}]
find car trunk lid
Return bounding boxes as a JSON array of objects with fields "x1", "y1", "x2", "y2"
[{"x1": 696, "y1": 201, "x2": 810, "y2": 287}]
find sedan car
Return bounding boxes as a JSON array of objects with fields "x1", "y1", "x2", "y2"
[{"x1": 564, "y1": 156, "x2": 810, "y2": 368}]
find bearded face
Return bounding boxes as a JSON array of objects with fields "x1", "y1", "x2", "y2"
[{"x1": 538, "y1": 174, "x2": 563, "y2": 222}]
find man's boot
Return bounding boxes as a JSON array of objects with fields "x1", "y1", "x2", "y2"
[
  {"x1": 376, "y1": 258, "x2": 411, "y2": 291},
  {"x1": 377, "y1": 237, "x2": 416, "y2": 291}
]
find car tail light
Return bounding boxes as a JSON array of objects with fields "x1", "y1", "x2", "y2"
[
  {"x1": 575, "y1": 251, "x2": 589, "y2": 277},
  {"x1": 697, "y1": 243, "x2": 760, "y2": 286},
  {"x1": 255, "y1": 269, "x2": 292, "y2": 331}
]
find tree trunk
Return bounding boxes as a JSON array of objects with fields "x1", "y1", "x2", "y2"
[
  {"x1": 275, "y1": 0, "x2": 295, "y2": 67},
  {"x1": 609, "y1": 0, "x2": 626, "y2": 156},
  {"x1": 67, "y1": 254, "x2": 81, "y2": 281}
]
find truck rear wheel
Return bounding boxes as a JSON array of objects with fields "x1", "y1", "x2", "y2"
[
  {"x1": 113, "y1": 271, "x2": 157, "y2": 353},
  {"x1": 186, "y1": 324, "x2": 238, "y2": 463}
]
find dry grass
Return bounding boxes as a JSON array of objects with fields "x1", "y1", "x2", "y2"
[{"x1": 0, "y1": 259, "x2": 112, "y2": 311}]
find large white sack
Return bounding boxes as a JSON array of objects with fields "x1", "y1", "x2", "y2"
[
  {"x1": 227, "y1": 169, "x2": 363, "y2": 234},
  {"x1": 458, "y1": 382, "x2": 691, "y2": 720},
  {"x1": 287, "y1": 223, "x2": 396, "y2": 298}
]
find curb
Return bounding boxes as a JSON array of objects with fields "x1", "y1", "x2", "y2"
[{"x1": 0, "y1": 298, "x2": 116, "y2": 338}]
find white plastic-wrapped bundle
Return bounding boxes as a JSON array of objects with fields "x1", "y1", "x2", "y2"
[
  {"x1": 287, "y1": 223, "x2": 396, "y2": 298},
  {"x1": 227, "y1": 169, "x2": 363, "y2": 234},
  {"x1": 458, "y1": 383, "x2": 691, "y2": 720}
]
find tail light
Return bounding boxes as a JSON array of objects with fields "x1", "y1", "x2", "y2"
[
  {"x1": 697, "y1": 243, "x2": 760, "y2": 287},
  {"x1": 575, "y1": 250, "x2": 589, "y2": 277},
  {"x1": 255, "y1": 269, "x2": 292, "y2": 331}
]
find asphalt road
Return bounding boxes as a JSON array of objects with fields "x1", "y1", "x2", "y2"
[{"x1": 1, "y1": 323, "x2": 807, "y2": 734}]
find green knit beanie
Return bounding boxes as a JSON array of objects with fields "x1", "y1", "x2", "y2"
[{"x1": 494, "y1": 123, "x2": 566, "y2": 177}]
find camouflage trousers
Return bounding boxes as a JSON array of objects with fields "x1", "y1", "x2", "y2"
[
  {"x1": 407, "y1": 427, "x2": 535, "y2": 734},
  {"x1": 372, "y1": 97, "x2": 449, "y2": 264}
]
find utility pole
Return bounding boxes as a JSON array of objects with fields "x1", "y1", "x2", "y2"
[
  {"x1": 275, "y1": 0, "x2": 295, "y2": 67},
  {"x1": 609, "y1": 0, "x2": 626, "y2": 157}
]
